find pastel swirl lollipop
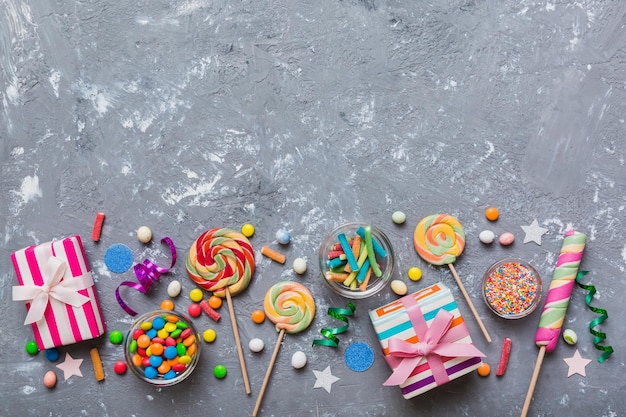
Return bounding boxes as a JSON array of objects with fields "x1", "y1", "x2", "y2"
[
  {"x1": 413, "y1": 214, "x2": 491, "y2": 343},
  {"x1": 186, "y1": 228, "x2": 256, "y2": 395},
  {"x1": 186, "y1": 228, "x2": 255, "y2": 297},
  {"x1": 253, "y1": 282, "x2": 315, "y2": 416},
  {"x1": 413, "y1": 214, "x2": 465, "y2": 265}
]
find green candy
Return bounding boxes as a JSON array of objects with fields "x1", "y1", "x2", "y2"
[
  {"x1": 25, "y1": 340, "x2": 39, "y2": 355},
  {"x1": 213, "y1": 364, "x2": 227, "y2": 379},
  {"x1": 109, "y1": 330, "x2": 124, "y2": 345}
]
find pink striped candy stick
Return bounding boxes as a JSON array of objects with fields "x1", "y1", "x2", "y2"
[{"x1": 521, "y1": 230, "x2": 587, "y2": 417}]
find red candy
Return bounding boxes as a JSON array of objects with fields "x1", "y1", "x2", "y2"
[
  {"x1": 188, "y1": 303, "x2": 202, "y2": 317},
  {"x1": 114, "y1": 360, "x2": 127, "y2": 375},
  {"x1": 200, "y1": 300, "x2": 221, "y2": 322}
]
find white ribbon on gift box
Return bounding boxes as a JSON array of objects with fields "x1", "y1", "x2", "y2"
[{"x1": 12, "y1": 256, "x2": 94, "y2": 325}]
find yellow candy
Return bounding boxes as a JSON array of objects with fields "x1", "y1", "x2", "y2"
[
  {"x1": 157, "y1": 329, "x2": 170, "y2": 339},
  {"x1": 140, "y1": 321, "x2": 153, "y2": 331},
  {"x1": 241, "y1": 223, "x2": 255, "y2": 237},
  {"x1": 189, "y1": 288, "x2": 203, "y2": 303},
  {"x1": 408, "y1": 267, "x2": 422, "y2": 281},
  {"x1": 179, "y1": 355, "x2": 192, "y2": 365},
  {"x1": 163, "y1": 322, "x2": 177, "y2": 333},
  {"x1": 203, "y1": 329, "x2": 217, "y2": 343}
]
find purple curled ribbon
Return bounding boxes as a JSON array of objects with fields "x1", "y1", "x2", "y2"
[{"x1": 115, "y1": 237, "x2": 177, "y2": 316}]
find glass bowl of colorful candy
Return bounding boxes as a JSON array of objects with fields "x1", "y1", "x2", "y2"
[
  {"x1": 482, "y1": 258, "x2": 542, "y2": 319},
  {"x1": 319, "y1": 222, "x2": 395, "y2": 299},
  {"x1": 124, "y1": 310, "x2": 201, "y2": 386}
]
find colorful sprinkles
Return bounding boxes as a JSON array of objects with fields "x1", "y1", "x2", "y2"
[{"x1": 483, "y1": 259, "x2": 541, "y2": 319}]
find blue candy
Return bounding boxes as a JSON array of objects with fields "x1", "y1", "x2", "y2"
[
  {"x1": 45, "y1": 348, "x2": 60, "y2": 362},
  {"x1": 144, "y1": 366, "x2": 158, "y2": 379}
]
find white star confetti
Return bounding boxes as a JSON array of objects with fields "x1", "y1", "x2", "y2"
[
  {"x1": 312, "y1": 366, "x2": 340, "y2": 393},
  {"x1": 563, "y1": 349, "x2": 592, "y2": 377},
  {"x1": 521, "y1": 219, "x2": 548, "y2": 245}
]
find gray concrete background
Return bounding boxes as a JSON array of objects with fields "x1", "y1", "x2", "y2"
[{"x1": 1, "y1": 1, "x2": 625, "y2": 416}]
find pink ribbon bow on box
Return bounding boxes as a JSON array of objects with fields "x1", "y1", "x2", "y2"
[
  {"x1": 12, "y1": 256, "x2": 94, "y2": 325},
  {"x1": 383, "y1": 297, "x2": 485, "y2": 386}
]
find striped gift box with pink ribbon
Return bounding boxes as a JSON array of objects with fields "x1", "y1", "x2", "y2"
[
  {"x1": 369, "y1": 282, "x2": 484, "y2": 399},
  {"x1": 11, "y1": 235, "x2": 106, "y2": 350}
]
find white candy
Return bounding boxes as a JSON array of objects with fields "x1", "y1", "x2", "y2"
[
  {"x1": 563, "y1": 329, "x2": 578, "y2": 345},
  {"x1": 392, "y1": 211, "x2": 406, "y2": 224},
  {"x1": 137, "y1": 226, "x2": 152, "y2": 243},
  {"x1": 249, "y1": 338, "x2": 265, "y2": 353},
  {"x1": 292, "y1": 257, "x2": 307, "y2": 274},
  {"x1": 291, "y1": 351, "x2": 307, "y2": 369},
  {"x1": 479, "y1": 230, "x2": 496, "y2": 244},
  {"x1": 390, "y1": 280, "x2": 408, "y2": 296},
  {"x1": 167, "y1": 280, "x2": 182, "y2": 298}
]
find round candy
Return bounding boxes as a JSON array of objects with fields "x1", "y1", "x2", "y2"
[
  {"x1": 563, "y1": 329, "x2": 578, "y2": 345},
  {"x1": 499, "y1": 232, "x2": 515, "y2": 246},
  {"x1": 291, "y1": 351, "x2": 307, "y2": 369},
  {"x1": 186, "y1": 228, "x2": 255, "y2": 297},
  {"x1": 167, "y1": 280, "x2": 182, "y2": 297},
  {"x1": 264, "y1": 281, "x2": 315, "y2": 334},
  {"x1": 276, "y1": 228, "x2": 291, "y2": 245},
  {"x1": 485, "y1": 207, "x2": 499, "y2": 221},
  {"x1": 137, "y1": 226, "x2": 153, "y2": 243},
  {"x1": 25, "y1": 340, "x2": 39, "y2": 355},
  {"x1": 477, "y1": 363, "x2": 491, "y2": 377},
  {"x1": 43, "y1": 370, "x2": 57, "y2": 388},
  {"x1": 104, "y1": 243, "x2": 134, "y2": 273},
  {"x1": 160, "y1": 299, "x2": 174, "y2": 310},
  {"x1": 188, "y1": 303, "x2": 202, "y2": 317},
  {"x1": 344, "y1": 341, "x2": 375, "y2": 372},
  {"x1": 113, "y1": 360, "x2": 127, "y2": 375},
  {"x1": 45, "y1": 348, "x2": 60, "y2": 362},
  {"x1": 241, "y1": 223, "x2": 255, "y2": 237},
  {"x1": 390, "y1": 280, "x2": 408, "y2": 296},
  {"x1": 189, "y1": 288, "x2": 204, "y2": 302},
  {"x1": 251, "y1": 309, "x2": 265, "y2": 324},
  {"x1": 414, "y1": 214, "x2": 465, "y2": 266},
  {"x1": 392, "y1": 211, "x2": 406, "y2": 224},
  {"x1": 407, "y1": 267, "x2": 422, "y2": 281},
  {"x1": 213, "y1": 364, "x2": 227, "y2": 379},
  {"x1": 292, "y1": 257, "x2": 307, "y2": 275},
  {"x1": 109, "y1": 330, "x2": 124, "y2": 345},
  {"x1": 249, "y1": 338, "x2": 264, "y2": 352},
  {"x1": 479, "y1": 230, "x2": 496, "y2": 244},
  {"x1": 208, "y1": 295, "x2": 222, "y2": 309},
  {"x1": 203, "y1": 329, "x2": 217, "y2": 343}
]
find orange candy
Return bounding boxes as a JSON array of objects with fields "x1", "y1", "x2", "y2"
[
  {"x1": 150, "y1": 343, "x2": 164, "y2": 356},
  {"x1": 136, "y1": 334, "x2": 151, "y2": 349},
  {"x1": 477, "y1": 363, "x2": 491, "y2": 377},
  {"x1": 160, "y1": 299, "x2": 175, "y2": 310},
  {"x1": 485, "y1": 207, "x2": 499, "y2": 221},
  {"x1": 208, "y1": 296, "x2": 222, "y2": 309},
  {"x1": 251, "y1": 309, "x2": 265, "y2": 324}
]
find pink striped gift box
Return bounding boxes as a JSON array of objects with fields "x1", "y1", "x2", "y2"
[
  {"x1": 11, "y1": 235, "x2": 106, "y2": 350},
  {"x1": 369, "y1": 282, "x2": 484, "y2": 399}
]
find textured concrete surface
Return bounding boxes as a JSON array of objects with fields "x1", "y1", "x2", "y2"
[{"x1": 1, "y1": 1, "x2": 625, "y2": 416}]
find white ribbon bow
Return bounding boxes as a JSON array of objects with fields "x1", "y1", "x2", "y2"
[{"x1": 12, "y1": 256, "x2": 94, "y2": 325}]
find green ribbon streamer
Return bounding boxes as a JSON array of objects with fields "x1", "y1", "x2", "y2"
[
  {"x1": 312, "y1": 302, "x2": 356, "y2": 347},
  {"x1": 575, "y1": 270, "x2": 614, "y2": 363}
]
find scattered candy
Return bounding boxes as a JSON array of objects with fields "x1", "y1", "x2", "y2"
[
  {"x1": 160, "y1": 299, "x2": 175, "y2": 310},
  {"x1": 45, "y1": 348, "x2": 60, "y2": 362},
  {"x1": 213, "y1": 364, "x2": 227, "y2": 379},
  {"x1": 562, "y1": 329, "x2": 578, "y2": 345},
  {"x1": 90, "y1": 347, "x2": 105, "y2": 382},
  {"x1": 104, "y1": 243, "x2": 134, "y2": 273},
  {"x1": 113, "y1": 360, "x2": 127, "y2": 375},
  {"x1": 167, "y1": 280, "x2": 182, "y2": 297},
  {"x1": 292, "y1": 257, "x2": 307, "y2": 274},
  {"x1": 188, "y1": 303, "x2": 202, "y2": 317},
  {"x1": 496, "y1": 337, "x2": 512, "y2": 376},
  {"x1": 251, "y1": 309, "x2": 266, "y2": 324},
  {"x1": 479, "y1": 230, "x2": 496, "y2": 244},
  {"x1": 483, "y1": 260, "x2": 541, "y2": 318},
  {"x1": 91, "y1": 212, "x2": 105, "y2": 242},
  {"x1": 43, "y1": 370, "x2": 57, "y2": 388},
  {"x1": 485, "y1": 207, "x2": 499, "y2": 221},
  {"x1": 499, "y1": 232, "x2": 515, "y2": 246},
  {"x1": 344, "y1": 341, "x2": 375, "y2": 372},
  {"x1": 291, "y1": 351, "x2": 307, "y2": 369},
  {"x1": 241, "y1": 223, "x2": 255, "y2": 237},
  {"x1": 276, "y1": 228, "x2": 291, "y2": 244},
  {"x1": 477, "y1": 362, "x2": 491, "y2": 377},
  {"x1": 200, "y1": 300, "x2": 221, "y2": 322},
  {"x1": 261, "y1": 245, "x2": 286, "y2": 264},
  {"x1": 249, "y1": 338, "x2": 264, "y2": 352},
  {"x1": 109, "y1": 330, "x2": 124, "y2": 345},
  {"x1": 25, "y1": 340, "x2": 38, "y2": 355},
  {"x1": 391, "y1": 211, "x2": 406, "y2": 224},
  {"x1": 208, "y1": 295, "x2": 222, "y2": 309},
  {"x1": 136, "y1": 226, "x2": 153, "y2": 243},
  {"x1": 189, "y1": 288, "x2": 203, "y2": 302},
  {"x1": 390, "y1": 279, "x2": 408, "y2": 296},
  {"x1": 407, "y1": 267, "x2": 422, "y2": 281},
  {"x1": 312, "y1": 303, "x2": 355, "y2": 348},
  {"x1": 203, "y1": 329, "x2": 217, "y2": 343}
]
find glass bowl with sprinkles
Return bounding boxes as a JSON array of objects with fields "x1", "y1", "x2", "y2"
[
  {"x1": 482, "y1": 258, "x2": 542, "y2": 319},
  {"x1": 319, "y1": 222, "x2": 395, "y2": 299}
]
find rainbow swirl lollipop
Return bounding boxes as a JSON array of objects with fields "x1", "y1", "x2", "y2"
[
  {"x1": 186, "y1": 228, "x2": 255, "y2": 297},
  {"x1": 414, "y1": 214, "x2": 465, "y2": 265}
]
